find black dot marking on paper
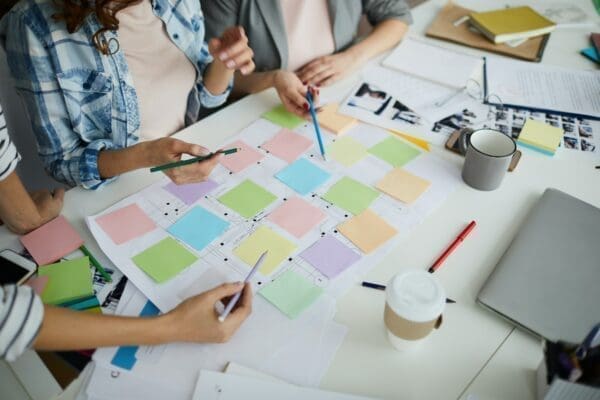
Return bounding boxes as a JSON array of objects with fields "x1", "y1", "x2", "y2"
[
  {"x1": 253, "y1": 218, "x2": 257, "y2": 222},
  {"x1": 283, "y1": 198, "x2": 287, "y2": 201},
  {"x1": 224, "y1": 258, "x2": 228, "y2": 262},
  {"x1": 312, "y1": 194, "x2": 316, "y2": 198},
  {"x1": 220, "y1": 242, "x2": 224, "y2": 246},
  {"x1": 229, "y1": 172, "x2": 233, "y2": 175},
  {"x1": 175, "y1": 209, "x2": 178, "y2": 212},
  {"x1": 321, "y1": 232, "x2": 325, "y2": 236},
  {"x1": 166, "y1": 202, "x2": 170, "y2": 205},
  {"x1": 344, "y1": 214, "x2": 348, "y2": 218},
  {"x1": 310, "y1": 154, "x2": 314, "y2": 157},
  {"x1": 164, "y1": 213, "x2": 168, "y2": 216},
  {"x1": 334, "y1": 230, "x2": 338, "y2": 233},
  {"x1": 326, "y1": 206, "x2": 329, "y2": 209},
  {"x1": 257, "y1": 281, "x2": 262, "y2": 285},
  {"x1": 257, "y1": 161, "x2": 261, "y2": 164},
  {"x1": 288, "y1": 257, "x2": 292, "y2": 261},
  {"x1": 224, "y1": 212, "x2": 228, "y2": 216}
]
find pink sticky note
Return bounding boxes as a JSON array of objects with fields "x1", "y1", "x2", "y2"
[
  {"x1": 267, "y1": 197, "x2": 326, "y2": 238},
  {"x1": 25, "y1": 276, "x2": 49, "y2": 295},
  {"x1": 219, "y1": 140, "x2": 264, "y2": 173},
  {"x1": 262, "y1": 129, "x2": 313, "y2": 163},
  {"x1": 96, "y1": 204, "x2": 156, "y2": 245},
  {"x1": 20, "y1": 215, "x2": 84, "y2": 266}
]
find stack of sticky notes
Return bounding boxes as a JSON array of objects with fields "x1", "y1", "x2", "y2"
[
  {"x1": 37, "y1": 257, "x2": 94, "y2": 305},
  {"x1": 517, "y1": 119, "x2": 563, "y2": 156},
  {"x1": 469, "y1": 6, "x2": 556, "y2": 44}
]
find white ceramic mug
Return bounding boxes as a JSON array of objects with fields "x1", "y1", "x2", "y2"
[{"x1": 384, "y1": 269, "x2": 446, "y2": 351}]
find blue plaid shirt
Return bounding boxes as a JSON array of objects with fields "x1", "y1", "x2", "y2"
[{"x1": 0, "y1": 0, "x2": 231, "y2": 189}]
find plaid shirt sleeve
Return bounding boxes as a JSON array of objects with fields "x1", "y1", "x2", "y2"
[{"x1": 1, "y1": 13, "x2": 116, "y2": 190}]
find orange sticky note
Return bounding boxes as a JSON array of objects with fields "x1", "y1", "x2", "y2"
[
  {"x1": 20, "y1": 215, "x2": 84, "y2": 265},
  {"x1": 376, "y1": 168, "x2": 431, "y2": 204},
  {"x1": 338, "y1": 210, "x2": 397, "y2": 254},
  {"x1": 315, "y1": 103, "x2": 357, "y2": 135}
]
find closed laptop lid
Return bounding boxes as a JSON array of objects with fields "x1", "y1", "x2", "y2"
[{"x1": 477, "y1": 188, "x2": 600, "y2": 343}]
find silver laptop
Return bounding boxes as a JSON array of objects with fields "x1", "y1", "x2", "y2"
[{"x1": 477, "y1": 188, "x2": 600, "y2": 344}]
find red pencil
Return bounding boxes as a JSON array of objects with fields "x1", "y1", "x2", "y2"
[{"x1": 428, "y1": 221, "x2": 476, "y2": 273}]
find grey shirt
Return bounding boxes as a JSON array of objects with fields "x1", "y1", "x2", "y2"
[{"x1": 202, "y1": 0, "x2": 412, "y2": 72}]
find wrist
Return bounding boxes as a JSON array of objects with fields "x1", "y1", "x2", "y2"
[
  {"x1": 344, "y1": 46, "x2": 368, "y2": 66},
  {"x1": 153, "y1": 314, "x2": 179, "y2": 343}
]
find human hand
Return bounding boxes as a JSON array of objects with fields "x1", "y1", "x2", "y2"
[
  {"x1": 209, "y1": 26, "x2": 255, "y2": 76},
  {"x1": 297, "y1": 51, "x2": 361, "y2": 87},
  {"x1": 144, "y1": 138, "x2": 221, "y2": 185},
  {"x1": 165, "y1": 282, "x2": 252, "y2": 343},
  {"x1": 273, "y1": 70, "x2": 320, "y2": 117},
  {"x1": 30, "y1": 188, "x2": 65, "y2": 224}
]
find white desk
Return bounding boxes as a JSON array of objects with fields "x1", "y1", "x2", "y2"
[{"x1": 1, "y1": 1, "x2": 598, "y2": 399}]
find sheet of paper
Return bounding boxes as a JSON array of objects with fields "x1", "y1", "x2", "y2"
[
  {"x1": 192, "y1": 370, "x2": 376, "y2": 400},
  {"x1": 376, "y1": 168, "x2": 431, "y2": 204},
  {"x1": 259, "y1": 270, "x2": 324, "y2": 319},
  {"x1": 368, "y1": 136, "x2": 421, "y2": 167},
  {"x1": 263, "y1": 105, "x2": 306, "y2": 129},
  {"x1": 383, "y1": 36, "x2": 483, "y2": 89},
  {"x1": 37, "y1": 257, "x2": 94, "y2": 305},
  {"x1": 20, "y1": 215, "x2": 84, "y2": 265},
  {"x1": 517, "y1": 118, "x2": 563, "y2": 154},
  {"x1": 24, "y1": 275, "x2": 49, "y2": 296},
  {"x1": 338, "y1": 210, "x2": 397, "y2": 254},
  {"x1": 275, "y1": 158, "x2": 331, "y2": 195},
  {"x1": 315, "y1": 103, "x2": 357, "y2": 135},
  {"x1": 233, "y1": 226, "x2": 297, "y2": 275},
  {"x1": 96, "y1": 204, "x2": 156, "y2": 245},
  {"x1": 218, "y1": 180, "x2": 277, "y2": 218},
  {"x1": 485, "y1": 56, "x2": 600, "y2": 119},
  {"x1": 267, "y1": 197, "x2": 326, "y2": 239},
  {"x1": 261, "y1": 128, "x2": 313, "y2": 163},
  {"x1": 132, "y1": 237, "x2": 198, "y2": 283},
  {"x1": 322, "y1": 177, "x2": 379, "y2": 215},
  {"x1": 167, "y1": 206, "x2": 229, "y2": 252},
  {"x1": 328, "y1": 136, "x2": 368, "y2": 167},
  {"x1": 299, "y1": 236, "x2": 360, "y2": 279},
  {"x1": 219, "y1": 140, "x2": 264, "y2": 173},
  {"x1": 163, "y1": 180, "x2": 218, "y2": 205}
]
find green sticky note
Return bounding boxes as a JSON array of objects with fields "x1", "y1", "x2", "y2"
[
  {"x1": 262, "y1": 105, "x2": 305, "y2": 129},
  {"x1": 260, "y1": 270, "x2": 323, "y2": 319},
  {"x1": 38, "y1": 257, "x2": 94, "y2": 305},
  {"x1": 218, "y1": 180, "x2": 277, "y2": 218},
  {"x1": 132, "y1": 237, "x2": 198, "y2": 283},
  {"x1": 368, "y1": 137, "x2": 421, "y2": 167},
  {"x1": 328, "y1": 136, "x2": 368, "y2": 167},
  {"x1": 322, "y1": 177, "x2": 379, "y2": 215}
]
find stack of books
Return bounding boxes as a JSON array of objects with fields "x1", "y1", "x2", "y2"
[{"x1": 468, "y1": 6, "x2": 556, "y2": 46}]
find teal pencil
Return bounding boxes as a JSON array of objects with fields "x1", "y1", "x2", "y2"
[
  {"x1": 150, "y1": 148, "x2": 239, "y2": 173},
  {"x1": 80, "y1": 245, "x2": 112, "y2": 282}
]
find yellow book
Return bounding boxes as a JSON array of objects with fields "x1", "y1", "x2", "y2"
[{"x1": 469, "y1": 6, "x2": 556, "y2": 44}]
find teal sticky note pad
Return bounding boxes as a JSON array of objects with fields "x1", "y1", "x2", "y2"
[
  {"x1": 259, "y1": 270, "x2": 324, "y2": 319},
  {"x1": 168, "y1": 206, "x2": 229, "y2": 252},
  {"x1": 275, "y1": 158, "x2": 331, "y2": 195}
]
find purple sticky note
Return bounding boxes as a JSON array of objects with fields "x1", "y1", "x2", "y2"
[
  {"x1": 300, "y1": 236, "x2": 361, "y2": 279},
  {"x1": 164, "y1": 180, "x2": 218, "y2": 205}
]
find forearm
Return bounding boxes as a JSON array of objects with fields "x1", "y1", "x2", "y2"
[
  {"x1": 34, "y1": 306, "x2": 173, "y2": 350},
  {"x1": 231, "y1": 70, "x2": 279, "y2": 96},
  {"x1": 97, "y1": 142, "x2": 151, "y2": 179},
  {"x1": 346, "y1": 19, "x2": 408, "y2": 63},
  {"x1": 0, "y1": 173, "x2": 44, "y2": 234},
  {"x1": 203, "y1": 62, "x2": 234, "y2": 96}
]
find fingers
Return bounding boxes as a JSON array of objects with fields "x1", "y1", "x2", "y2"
[
  {"x1": 207, "y1": 282, "x2": 244, "y2": 302},
  {"x1": 208, "y1": 37, "x2": 222, "y2": 55},
  {"x1": 308, "y1": 69, "x2": 335, "y2": 87},
  {"x1": 168, "y1": 139, "x2": 206, "y2": 157},
  {"x1": 225, "y1": 283, "x2": 253, "y2": 325},
  {"x1": 298, "y1": 59, "x2": 330, "y2": 84}
]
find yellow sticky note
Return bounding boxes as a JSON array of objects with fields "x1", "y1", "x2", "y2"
[
  {"x1": 338, "y1": 210, "x2": 397, "y2": 254},
  {"x1": 234, "y1": 226, "x2": 297, "y2": 275},
  {"x1": 389, "y1": 129, "x2": 430, "y2": 152},
  {"x1": 376, "y1": 168, "x2": 431, "y2": 204},
  {"x1": 315, "y1": 103, "x2": 357, "y2": 135},
  {"x1": 518, "y1": 119, "x2": 563, "y2": 155}
]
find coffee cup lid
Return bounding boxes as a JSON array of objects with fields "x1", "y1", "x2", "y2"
[{"x1": 386, "y1": 269, "x2": 446, "y2": 323}]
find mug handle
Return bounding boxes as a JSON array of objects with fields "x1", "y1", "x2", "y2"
[
  {"x1": 457, "y1": 128, "x2": 475, "y2": 155},
  {"x1": 434, "y1": 315, "x2": 443, "y2": 329}
]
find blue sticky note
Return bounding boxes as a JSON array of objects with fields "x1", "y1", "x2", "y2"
[
  {"x1": 167, "y1": 206, "x2": 229, "y2": 252},
  {"x1": 275, "y1": 158, "x2": 331, "y2": 195},
  {"x1": 110, "y1": 301, "x2": 158, "y2": 370},
  {"x1": 581, "y1": 47, "x2": 600, "y2": 64}
]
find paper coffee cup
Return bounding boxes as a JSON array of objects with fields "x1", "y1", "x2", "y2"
[{"x1": 384, "y1": 269, "x2": 445, "y2": 351}]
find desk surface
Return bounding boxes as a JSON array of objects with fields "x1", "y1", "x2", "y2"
[{"x1": 2, "y1": 1, "x2": 599, "y2": 399}]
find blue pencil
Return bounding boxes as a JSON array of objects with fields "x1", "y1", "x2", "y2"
[{"x1": 306, "y1": 91, "x2": 327, "y2": 161}]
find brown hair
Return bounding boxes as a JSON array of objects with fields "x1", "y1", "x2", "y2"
[{"x1": 52, "y1": 0, "x2": 139, "y2": 54}]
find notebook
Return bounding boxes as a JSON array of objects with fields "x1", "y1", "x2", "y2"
[
  {"x1": 477, "y1": 189, "x2": 600, "y2": 343},
  {"x1": 469, "y1": 6, "x2": 556, "y2": 44},
  {"x1": 517, "y1": 119, "x2": 563, "y2": 156},
  {"x1": 426, "y1": 2, "x2": 550, "y2": 62}
]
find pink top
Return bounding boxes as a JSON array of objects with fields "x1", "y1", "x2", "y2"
[
  {"x1": 117, "y1": 0, "x2": 196, "y2": 141},
  {"x1": 279, "y1": 0, "x2": 336, "y2": 72}
]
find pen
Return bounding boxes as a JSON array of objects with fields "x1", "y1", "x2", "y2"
[
  {"x1": 150, "y1": 148, "x2": 239, "y2": 173},
  {"x1": 80, "y1": 245, "x2": 112, "y2": 282},
  {"x1": 306, "y1": 91, "x2": 327, "y2": 161},
  {"x1": 361, "y1": 281, "x2": 456, "y2": 303},
  {"x1": 218, "y1": 250, "x2": 268, "y2": 322},
  {"x1": 428, "y1": 220, "x2": 476, "y2": 273}
]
